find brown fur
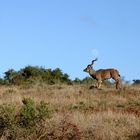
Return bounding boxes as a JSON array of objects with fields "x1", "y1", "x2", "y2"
[{"x1": 83, "y1": 61, "x2": 120, "y2": 89}]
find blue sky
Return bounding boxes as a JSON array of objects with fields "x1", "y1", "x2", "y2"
[{"x1": 0, "y1": 0, "x2": 140, "y2": 81}]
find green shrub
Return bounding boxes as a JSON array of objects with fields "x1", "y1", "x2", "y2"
[
  {"x1": 19, "y1": 98, "x2": 51, "y2": 128},
  {"x1": 2, "y1": 66, "x2": 72, "y2": 85},
  {"x1": 0, "y1": 105, "x2": 16, "y2": 128},
  {"x1": 19, "y1": 98, "x2": 36, "y2": 127},
  {"x1": 37, "y1": 101, "x2": 51, "y2": 120},
  {"x1": 0, "y1": 98, "x2": 52, "y2": 139},
  {"x1": 0, "y1": 105, "x2": 16, "y2": 137}
]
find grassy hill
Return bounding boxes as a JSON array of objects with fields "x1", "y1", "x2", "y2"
[{"x1": 0, "y1": 84, "x2": 140, "y2": 140}]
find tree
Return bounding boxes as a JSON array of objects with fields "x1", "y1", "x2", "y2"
[
  {"x1": 4, "y1": 69, "x2": 18, "y2": 84},
  {"x1": 133, "y1": 79, "x2": 140, "y2": 85},
  {"x1": 3, "y1": 66, "x2": 72, "y2": 85},
  {"x1": 73, "y1": 78, "x2": 81, "y2": 84}
]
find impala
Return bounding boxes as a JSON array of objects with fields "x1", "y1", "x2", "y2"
[{"x1": 83, "y1": 58, "x2": 120, "y2": 89}]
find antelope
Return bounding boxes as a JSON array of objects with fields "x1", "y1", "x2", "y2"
[{"x1": 83, "y1": 58, "x2": 120, "y2": 89}]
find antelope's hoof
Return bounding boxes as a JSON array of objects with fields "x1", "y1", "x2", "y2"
[{"x1": 89, "y1": 85, "x2": 97, "y2": 89}]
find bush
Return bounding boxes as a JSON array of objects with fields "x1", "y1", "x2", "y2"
[
  {"x1": 19, "y1": 98, "x2": 37, "y2": 127},
  {"x1": 2, "y1": 66, "x2": 72, "y2": 85},
  {"x1": 0, "y1": 98, "x2": 52, "y2": 139},
  {"x1": 19, "y1": 98, "x2": 51, "y2": 128},
  {"x1": 37, "y1": 101, "x2": 51, "y2": 120},
  {"x1": 81, "y1": 77, "x2": 95, "y2": 84},
  {"x1": 0, "y1": 105, "x2": 16, "y2": 137},
  {"x1": 133, "y1": 79, "x2": 140, "y2": 85}
]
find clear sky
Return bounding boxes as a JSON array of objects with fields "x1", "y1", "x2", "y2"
[{"x1": 0, "y1": 0, "x2": 140, "y2": 81}]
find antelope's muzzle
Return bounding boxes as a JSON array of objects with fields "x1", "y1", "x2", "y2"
[{"x1": 83, "y1": 68, "x2": 87, "y2": 72}]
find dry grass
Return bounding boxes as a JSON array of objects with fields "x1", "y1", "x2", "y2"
[{"x1": 0, "y1": 84, "x2": 140, "y2": 139}]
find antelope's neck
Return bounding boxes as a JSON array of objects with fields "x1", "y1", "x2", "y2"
[{"x1": 89, "y1": 69, "x2": 96, "y2": 75}]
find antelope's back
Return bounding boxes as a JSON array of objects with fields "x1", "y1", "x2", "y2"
[{"x1": 96, "y1": 68, "x2": 119, "y2": 79}]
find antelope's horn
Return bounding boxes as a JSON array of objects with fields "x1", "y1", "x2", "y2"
[{"x1": 91, "y1": 58, "x2": 98, "y2": 66}]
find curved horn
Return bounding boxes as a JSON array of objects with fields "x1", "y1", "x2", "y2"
[{"x1": 91, "y1": 58, "x2": 98, "y2": 66}]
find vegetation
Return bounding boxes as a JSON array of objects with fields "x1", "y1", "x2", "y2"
[
  {"x1": 0, "y1": 66, "x2": 119, "y2": 86},
  {"x1": 0, "y1": 66, "x2": 140, "y2": 139},
  {"x1": 133, "y1": 79, "x2": 140, "y2": 85},
  {"x1": 0, "y1": 84, "x2": 140, "y2": 140},
  {"x1": 0, "y1": 97, "x2": 51, "y2": 139},
  {"x1": 2, "y1": 66, "x2": 72, "y2": 85}
]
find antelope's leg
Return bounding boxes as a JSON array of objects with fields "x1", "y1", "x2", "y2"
[
  {"x1": 116, "y1": 79, "x2": 120, "y2": 89},
  {"x1": 97, "y1": 80, "x2": 102, "y2": 89}
]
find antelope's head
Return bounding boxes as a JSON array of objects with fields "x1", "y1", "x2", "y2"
[{"x1": 83, "y1": 58, "x2": 98, "y2": 73}]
